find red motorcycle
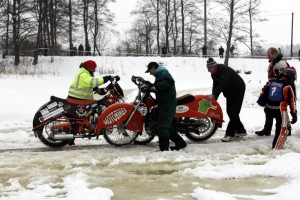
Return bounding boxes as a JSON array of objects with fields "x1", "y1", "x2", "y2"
[
  {"x1": 32, "y1": 76, "x2": 140, "y2": 147},
  {"x1": 97, "y1": 75, "x2": 224, "y2": 145}
]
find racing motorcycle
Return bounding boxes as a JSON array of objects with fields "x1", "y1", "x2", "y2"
[
  {"x1": 32, "y1": 76, "x2": 139, "y2": 148},
  {"x1": 98, "y1": 75, "x2": 224, "y2": 145}
]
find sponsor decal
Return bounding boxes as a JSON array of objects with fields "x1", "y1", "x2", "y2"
[
  {"x1": 40, "y1": 108, "x2": 49, "y2": 116},
  {"x1": 76, "y1": 105, "x2": 87, "y2": 116},
  {"x1": 104, "y1": 108, "x2": 127, "y2": 125},
  {"x1": 91, "y1": 103, "x2": 98, "y2": 108},
  {"x1": 198, "y1": 99, "x2": 217, "y2": 114},
  {"x1": 208, "y1": 112, "x2": 220, "y2": 119},
  {"x1": 39, "y1": 107, "x2": 64, "y2": 122},
  {"x1": 85, "y1": 110, "x2": 93, "y2": 117},
  {"x1": 64, "y1": 104, "x2": 71, "y2": 111},
  {"x1": 282, "y1": 111, "x2": 288, "y2": 126},
  {"x1": 176, "y1": 105, "x2": 189, "y2": 113},
  {"x1": 47, "y1": 102, "x2": 58, "y2": 109}
]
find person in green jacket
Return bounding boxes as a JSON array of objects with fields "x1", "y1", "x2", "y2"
[
  {"x1": 68, "y1": 60, "x2": 112, "y2": 100},
  {"x1": 138, "y1": 62, "x2": 186, "y2": 151}
]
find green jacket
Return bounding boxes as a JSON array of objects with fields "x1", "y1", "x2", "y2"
[
  {"x1": 68, "y1": 67, "x2": 105, "y2": 99},
  {"x1": 153, "y1": 66, "x2": 176, "y2": 136}
]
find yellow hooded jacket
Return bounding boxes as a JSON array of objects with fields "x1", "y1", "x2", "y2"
[{"x1": 68, "y1": 67, "x2": 105, "y2": 99}]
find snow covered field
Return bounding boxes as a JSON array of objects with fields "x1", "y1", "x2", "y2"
[{"x1": 0, "y1": 56, "x2": 300, "y2": 200}]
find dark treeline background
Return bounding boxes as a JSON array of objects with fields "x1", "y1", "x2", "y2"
[{"x1": 0, "y1": 0, "x2": 295, "y2": 66}]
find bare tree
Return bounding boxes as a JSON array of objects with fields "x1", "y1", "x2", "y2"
[{"x1": 215, "y1": 0, "x2": 249, "y2": 65}]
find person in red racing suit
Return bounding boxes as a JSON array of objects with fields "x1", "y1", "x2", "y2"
[{"x1": 257, "y1": 68, "x2": 297, "y2": 149}]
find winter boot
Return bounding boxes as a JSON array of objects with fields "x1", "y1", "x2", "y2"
[
  {"x1": 158, "y1": 136, "x2": 170, "y2": 151},
  {"x1": 169, "y1": 132, "x2": 187, "y2": 151},
  {"x1": 255, "y1": 129, "x2": 271, "y2": 136}
]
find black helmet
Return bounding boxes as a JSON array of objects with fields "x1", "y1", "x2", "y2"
[{"x1": 282, "y1": 68, "x2": 296, "y2": 82}]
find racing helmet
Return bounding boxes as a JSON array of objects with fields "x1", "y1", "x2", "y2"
[{"x1": 282, "y1": 68, "x2": 296, "y2": 82}]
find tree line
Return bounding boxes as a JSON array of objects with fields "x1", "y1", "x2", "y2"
[{"x1": 0, "y1": 0, "x2": 265, "y2": 66}]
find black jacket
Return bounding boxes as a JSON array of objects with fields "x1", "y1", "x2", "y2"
[{"x1": 211, "y1": 64, "x2": 245, "y2": 99}]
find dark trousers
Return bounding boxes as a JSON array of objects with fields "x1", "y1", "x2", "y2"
[
  {"x1": 263, "y1": 108, "x2": 282, "y2": 148},
  {"x1": 263, "y1": 107, "x2": 276, "y2": 133},
  {"x1": 225, "y1": 92, "x2": 246, "y2": 137}
]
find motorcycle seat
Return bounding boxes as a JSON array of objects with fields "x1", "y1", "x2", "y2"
[
  {"x1": 50, "y1": 96, "x2": 67, "y2": 102},
  {"x1": 176, "y1": 94, "x2": 195, "y2": 105},
  {"x1": 66, "y1": 97, "x2": 97, "y2": 105}
]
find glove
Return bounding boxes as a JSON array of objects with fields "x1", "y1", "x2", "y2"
[
  {"x1": 97, "y1": 88, "x2": 107, "y2": 95},
  {"x1": 291, "y1": 112, "x2": 297, "y2": 124},
  {"x1": 141, "y1": 84, "x2": 150, "y2": 93},
  {"x1": 93, "y1": 87, "x2": 99, "y2": 92},
  {"x1": 145, "y1": 80, "x2": 153, "y2": 87},
  {"x1": 103, "y1": 75, "x2": 112, "y2": 83},
  {"x1": 115, "y1": 75, "x2": 120, "y2": 82}
]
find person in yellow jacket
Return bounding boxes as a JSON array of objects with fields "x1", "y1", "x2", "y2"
[{"x1": 68, "y1": 60, "x2": 112, "y2": 100}]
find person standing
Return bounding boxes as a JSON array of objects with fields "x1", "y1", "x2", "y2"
[
  {"x1": 257, "y1": 68, "x2": 297, "y2": 149},
  {"x1": 255, "y1": 47, "x2": 288, "y2": 136},
  {"x1": 78, "y1": 44, "x2": 84, "y2": 56},
  {"x1": 137, "y1": 62, "x2": 187, "y2": 151},
  {"x1": 43, "y1": 44, "x2": 48, "y2": 56},
  {"x1": 298, "y1": 48, "x2": 300, "y2": 61},
  {"x1": 229, "y1": 45, "x2": 235, "y2": 57},
  {"x1": 161, "y1": 46, "x2": 167, "y2": 57},
  {"x1": 206, "y1": 57, "x2": 247, "y2": 142},
  {"x1": 218, "y1": 46, "x2": 224, "y2": 58},
  {"x1": 202, "y1": 45, "x2": 207, "y2": 58},
  {"x1": 70, "y1": 43, "x2": 74, "y2": 56}
]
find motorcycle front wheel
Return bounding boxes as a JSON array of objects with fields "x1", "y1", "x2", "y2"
[
  {"x1": 103, "y1": 124, "x2": 138, "y2": 146},
  {"x1": 183, "y1": 117, "x2": 217, "y2": 142},
  {"x1": 134, "y1": 130, "x2": 155, "y2": 145},
  {"x1": 34, "y1": 118, "x2": 70, "y2": 148}
]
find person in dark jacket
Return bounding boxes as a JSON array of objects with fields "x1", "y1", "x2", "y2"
[
  {"x1": 218, "y1": 46, "x2": 224, "y2": 58},
  {"x1": 202, "y1": 45, "x2": 207, "y2": 58},
  {"x1": 206, "y1": 57, "x2": 247, "y2": 142},
  {"x1": 255, "y1": 47, "x2": 288, "y2": 136},
  {"x1": 137, "y1": 62, "x2": 186, "y2": 151},
  {"x1": 78, "y1": 44, "x2": 84, "y2": 56},
  {"x1": 257, "y1": 68, "x2": 297, "y2": 149}
]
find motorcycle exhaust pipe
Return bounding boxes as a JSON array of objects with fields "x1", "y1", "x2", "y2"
[{"x1": 53, "y1": 134, "x2": 74, "y2": 140}]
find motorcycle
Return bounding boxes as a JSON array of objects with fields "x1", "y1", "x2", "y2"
[
  {"x1": 98, "y1": 75, "x2": 224, "y2": 145},
  {"x1": 32, "y1": 76, "x2": 140, "y2": 148}
]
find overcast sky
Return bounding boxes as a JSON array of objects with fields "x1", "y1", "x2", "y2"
[{"x1": 109, "y1": 0, "x2": 300, "y2": 48}]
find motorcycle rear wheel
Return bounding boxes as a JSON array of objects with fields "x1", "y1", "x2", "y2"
[
  {"x1": 34, "y1": 118, "x2": 70, "y2": 148},
  {"x1": 103, "y1": 124, "x2": 138, "y2": 146},
  {"x1": 184, "y1": 117, "x2": 217, "y2": 142}
]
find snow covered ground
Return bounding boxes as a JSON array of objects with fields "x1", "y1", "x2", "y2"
[{"x1": 0, "y1": 56, "x2": 300, "y2": 200}]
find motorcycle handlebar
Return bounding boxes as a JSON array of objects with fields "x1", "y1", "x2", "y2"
[
  {"x1": 131, "y1": 75, "x2": 140, "y2": 86},
  {"x1": 111, "y1": 75, "x2": 120, "y2": 82},
  {"x1": 94, "y1": 75, "x2": 120, "y2": 95}
]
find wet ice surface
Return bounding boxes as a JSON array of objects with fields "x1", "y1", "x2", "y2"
[
  {"x1": 1, "y1": 123, "x2": 300, "y2": 200},
  {"x1": 1, "y1": 56, "x2": 300, "y2": 199}
]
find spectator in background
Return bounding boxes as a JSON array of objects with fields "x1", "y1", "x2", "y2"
[
  {"x1": 86, "y1": 44, "x2": 91, "y2": 56},
  {"x1": 229, "y1": 45, "x2": 235, "y2": 57},
  {"x1": 278, "y1": 48, "x2": 282, "y2": 55},
  {"x1": 202, "y1": 45, "x2": 207, "y2": 58},
  {"x1": 73, "y1": 46, "x2": 77, "y2": 56},
  {"x1": 43, "y1": 44, "x2": 48, "y2": 56},
  {"x1": 161, "y1": 45, "x2": 167, "y2": 57},
  {"x1": 78, "y1": 44, "x2": 84, "y2": 56},
  {"x1": 298, "y1": 49, "x2": 300, "y2": 61},
  {"x1": 218, "y1": 46, "x2": 224, "y2": 58},
  {"x1": 70, "y1": 43, "x2": 74, "y2": 56}
]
